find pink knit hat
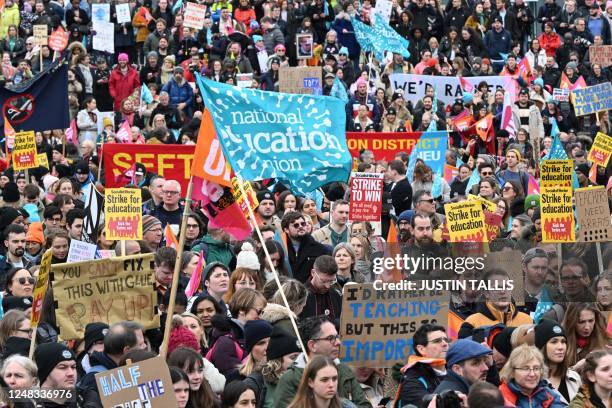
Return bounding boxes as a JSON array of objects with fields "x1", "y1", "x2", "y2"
[
  {"x1": 118, "y1": 53, "x2": 129, "y2": 62},
  {"x1": 606, "y1": 0, "x2": 612, "y2": 10}
]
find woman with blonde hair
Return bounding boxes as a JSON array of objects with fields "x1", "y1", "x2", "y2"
[
  {"x1": 498, "y1": 345, "x2": 565, "y2": 407},
  {"x1": 563, "y1": 303, "x2": 610, "y2": 367},
  {"x1": 332, "y1": 243, "x2": 359, "y2": 286},
  {"x1": 263, "y1": 279, "x2": 308, "y2": 334},
  {"x1": 287, "y1": 356, "x2": 342, "y2": 408},
  {"x1": 349, "y1": 234, "x2": 372, "y2": 283}
]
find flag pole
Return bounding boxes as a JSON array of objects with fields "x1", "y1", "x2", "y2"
[
  {"x1": 159, "y1": 177, "x2": 194, "y2": 359},
  {"x1": 236, "y1": 178, "x2": 309, "y2": 362}
]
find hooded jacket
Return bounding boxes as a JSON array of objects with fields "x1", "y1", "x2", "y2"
[
  {"x1": 458, "y1": 301, "x2": 533, "y2": 338},
  {"x1": 397, "y1": 356, "x2": 446, "y2": 408},
  {"x1": 108, "y1": 64, "x2": 140, "y2": 110},
  {"x1": 499, "y1": 379, "x2": 566, "y2": 408}
]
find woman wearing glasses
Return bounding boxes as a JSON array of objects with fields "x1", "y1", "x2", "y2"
[
  {"x1": 5, "y1": 268, "x2": 34, "y2": 298},
  {"x1": 499, "y1": 345, "x2": 565, "y2": 407},
  {"x1": 0, "y1": 310, "x2": 32, "y2": 358}
]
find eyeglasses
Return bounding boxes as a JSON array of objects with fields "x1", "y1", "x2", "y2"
[
  {"x1": 514, "y1": 366, "x2": 542, "y2": 373},
  {"x1": 17, "y1": 277, "x2": 35, "y2": 285},
  {"x1": 314, "y1": 270, "x2": 337, "y2": 286},
  {"x1": 312, "y1": 334, "x2": 341, "y2": 344},
  {"x1": 162, "y1": 190, "x2": 179, "y2": 195},
  {"x1": 480, "y1": 171, "x2": 493, "y2": 176},
  {"x1": 427, "y1": 336, "x2": 449, "y2": 344},
  {"x1": 186, "y1": 224, "x2": 199, "y2": 229},
  {"x1": 560, "y1": 275, "x2": 582, "y2": 282},
  {"x1": 47, "y1": 217, "x2": 62, "y2": 223},
  {"x1": 291, "y1": 221, "x2": 307, "y2": 228},
  {"x1": 419, "y1": 199, "x2": 435, "y2": 204}
]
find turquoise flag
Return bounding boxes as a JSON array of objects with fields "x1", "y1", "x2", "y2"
[
  {"x1": 406, "y1": 131, "x2": 448, "y2": 183},
  {"x1": 431, "y1": 174, "x2": 442, "y2": 199},
  {"x1": 542, "y1": 123, "x2": 579, "y2": 189},
  {"x1": 196, "y1": 75, "x2": 352, "y2": 194},
  {"x1": 330, "y1": 77, "x2": 348, "y2": 103},
  {"x1": 350, "y1": 14, "x2": 410, "y2": 60},
  {"x1": 465, "y1": 169, "x2": 480, "y2": 194},
  {"x1": 172, "y1": 0, "x2": 183, "y2": 14},
  {"x1": 140, "y1": 85, "x2": 153, "y2": 104}
]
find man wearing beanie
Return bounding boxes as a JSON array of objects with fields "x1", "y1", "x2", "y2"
[
  {"x1": 142, "y1": 215, "x2": 163, "y2": 250},
  {"x1": 255, "y1": 190, "x2": 281, "y2": 230},
  {"x1": 275, "y1": 316, "x2": 370, "y2": 408},
  {"x1": 497, "y1": 148, "x2": 530, "y2": 195},
  {"x1": 34, "y1": 342, "x2": 79, "y2": 406}
]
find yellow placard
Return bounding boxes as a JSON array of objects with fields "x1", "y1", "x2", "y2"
[
  {"x1": 104, "y1": 188, "x2": 143, "y2": 240},
  {"x1": 467, "y1": 194, "x2": 497, "y2": 213},
  {"x1": 231, "y1": 177, "x2": 258, "y2": 218},
  {"x1": 540, "y1": 159, "x2": 573, "y2": 189},
  {"x1": 36, "y1": 153, "x2": 49, "y2": 169},
  {"x1": 30, "y1": 250, "x2": 52, "y2": 327},
  {"x1": 541, "y1": 186, "x2": 575, "y2": 243},
  {"x1": 588, "y1": 132, "x2": 612, "y2": 168},
  {"x1": 444, "y1": 200, "x2": 487, "y2": 242},
  {"x1": 12, "y1": 131, "x2": 38, "y2": 170}
]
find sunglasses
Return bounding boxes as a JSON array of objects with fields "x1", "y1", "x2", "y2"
[
  {"x1": 503, "y1": 186, "x2": 514, "y2": 191},
  {"x1": 17, "y1": 277, "x2": 35, "y2": 285},
  {"x1": 291, "y1": 221, "x2": 307, "y2": 228},
  {"x1": 419, "y1": 199, "x2": 435, "y2": 204}
]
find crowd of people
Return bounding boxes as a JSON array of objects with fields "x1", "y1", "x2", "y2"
[{"x1": 0, "y1": 0, "x2": 611, "y2": 406}]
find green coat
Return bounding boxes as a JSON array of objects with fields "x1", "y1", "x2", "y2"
[
  {"x1": 275, "y1": 354, "x2": 372, "y2": 408},
  {"x1": 193, "y1": 235, "x2": 234, "y2": 267}
]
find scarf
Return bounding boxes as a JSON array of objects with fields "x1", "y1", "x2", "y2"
[{"x1": 576, "y1": 335, "x2": 589, "y2": 349}]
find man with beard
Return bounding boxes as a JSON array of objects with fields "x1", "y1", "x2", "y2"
[
  {"x1": 282, "y1": 212, "x2": 331, "y2": 284},
  {"x1": 300, "y1": 255, "x2": 342, "y2": 320},
  {"x1": 434, "y1": 339, "x2": 493, "y2": 395},
  {"x1": 0, "y1": 225, "x2": 31, "y2": 286},
  {"x1": 108, "y1": 53, "x2": 140, "y2": 111},
  {"x1": 401, "y1": 213, "x2": 449, "y2": 279},
  {"x1": 255, "y1": 190, "x2": 281, "y2": 230},
  {"x1": 397, "y1": 210, "x2": 415, "y2": 243}
]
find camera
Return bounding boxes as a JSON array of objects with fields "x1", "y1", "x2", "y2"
[{"x1": 423, "y1": 391, "x2": 463, "y2": 408}]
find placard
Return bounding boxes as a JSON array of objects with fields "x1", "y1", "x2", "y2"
[
  {"x1": 51, "y1": 254, "x2": 160, "y2": 340},
  {"x1": 484, "y1": 210, "x2": 503, "y2": 241},
  {"x1": 236, "y1": 73, "x2": 253, "y2": 88},
  {"x1": 339, "y1": 283, "x2": 448, "y2": 367},
  {"x1": 95, "y1": 356, "x2": 177, "y2": 408},
  {"x1": 296, "y1": 33, "x2": 314, "y2": 59},
  {"x1": 588, "y1": 132, "x2": 612, "y2": 168},
  {"x1": 92, "y1": 3, "x2": 111, "y2": 28},
  {"x1": 115, "y1": 3, "x2": 131, "y2": 24},
  {"x1": 12, "y1": 131, "x2": 38, "y2": 170},
  {"x1": 552, "y1": 88, "x2": 569, "y2": 102},
  {"x1": 484, "y1": 249, "x2": 525, "y2": 305},
  {"x1": 231, "y1": 177, "x2": 258, "y2": 218},
  {"x1": 349, "y1": 172, "x2": 384, "y2": 222},
  {"x1": 97, "y1": 111, "x2": 115, "y2": 135},
  {"x1": 541, "y1": 186, "x2": 575, "y2": 242},
  {"x1": 183, "y1": 2, "x2": 207, "y2": 29},
  {"x1": 279, "y1": 66, "x2": 322, "y2": 94},
  {"x1": 572, "y1": 82, "x2": 612, "y2": 116},
  {"x1": 346, "y1": 132, "x2": 421, "y2": 162},
  {"x1": 104, "y1": 188, "x2": 143, "y2": 240},
  {"x1": 373, "y1": 0, "x2": 393, "y2": 21},
  {"x1": 540, "y1": 159, "x2": 573, "y2": 189},
  {"x1": 67, "y1": 240, "x2": 98, "y2": 263},
  {"x1": 36, "y1": 153, "x2": 49, "y2": 169},
  {"x1": 588, "y1": 45, "x2": 612, "y2": 68},
  {"x1": 48, "y1": 27, "x2": 68, "y2": 51},
  {"x1": 30, "y1": 250, "x2": 52, "y2": 327},
  {"x1": 92, "y1": 21, "x2": 115, "y2": 53},
  {"x1": 575, "y1": 186, "x2": 612, "y2": 242},
  {"x1": 443, "y1": 200, "x2": 487, "y2": 242},
  {"x1": 33, "y1": 25, "x2": 48, "y2": 46},
  {"x1": 468, "y1": 194, "x2": 497, "y2": 213}
]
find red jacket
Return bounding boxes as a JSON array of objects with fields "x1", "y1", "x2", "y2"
[
  {"x1": 538, "y1": 32, "x2": 562, "y2": 57},
  {"x1": 109, "y1": 65, "x2": 141, "y2": 110}
]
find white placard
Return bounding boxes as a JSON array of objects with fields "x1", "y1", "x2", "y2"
[
  {"x1": 67, "y1": 240, "x2": 98, "y2": 263},
  {"x1": 93, "y1": 21, "x2": 114, "y2": 53},
  {"x1": 237, "y1": 73, "x2": 253, "y2": 88},
  {"x1": 183, "y1": 2, "x2": 207, "y2": 29},
  {"x1": 91, "y1": 3, "x2": 111, "y2": 29},
  {"x1": 116, "y1": 3, "x2": 131, "y2": 24},
  {"x1": 374, "y1": 0, "x2": 393, "y2": 22}
]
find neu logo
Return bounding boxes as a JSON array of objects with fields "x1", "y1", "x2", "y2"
[{"x1": 2, "y1": 94, "x2": 35, "y2": 125}]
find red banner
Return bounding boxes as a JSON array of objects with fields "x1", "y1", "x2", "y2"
[
  {"x1": 103, "y1": 144, "x2": 195, "y2": 195},
  {"x1": 346, "y1": 132, "x2": 422, "y2": 162}
]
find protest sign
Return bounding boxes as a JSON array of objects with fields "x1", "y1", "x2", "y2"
[
  {"x1": 97, "y1": 111, "x2": 115, "y2": 134},
  {"x1": 95, "y1": 356, "x2": 177, "y2": 408},
  {"x1": 33, "y1": 25, "x2": 48, "y2": 46},
  {"x1": 540, "y1": 159, "x2": 574, "y2": 189},
  {"x1": 588, "y1": 45, "x2": 612, "y2": 68},
  {"x1": 484, "y1": 211, "x2": 503, "y2": 241},
  {"x1": 279, "y1": 67, "x2": 322, "y2": 94},
  {"x1": 236, "y1": 73, "x2": 253, "y2": 88},
  {"x1": 346, "y1": 132, "x2": 421, "y2": 162},
  {"x1": 588, "y1": 132, "x2": 612, "y2": 168},
  {"x1": 231, "y1": 177, "x2": 258, "y2": 218},
  {"x1": 349, "y1": 172, "x2": 384, "y2": 222},
  {"x1": 444, "y1": 200, "x2": 487, "y2": 242},
  {"x1": 484, "y1": 250, "x2": 524, "y2": 305},
  {"x1": 541, "y1": 187, "x2": 575, "y2": 242},
  {"x1": 104, "y1": 188, "x2": 143, "y2": 240},
  {"x1": 67, "y1": 240, "x2": 98, "y2": 263},
  {"x1": 197, "y1": 76, "x2": 351, "y2": 194},
  {"x1": 97, "y1": 250, "x2": 115, "y2": 259},
  {"x1": 340, "y1": 284, "x2": 448, "y2": 367},
  {"x1": 373, "y1": 0, "x2": 393, "y2": 21},
  {"x1": 104, "y1": 144, "x2": 195, "y2": 194},
  {"x1": 92, "y1": 21, "x2": 114, "y2": 53},
  {"x1": 31, "y1": 250, "x2": 52, "y2": 327},
  {"x1": 575, "y1": 187, "x2": 612, "y2": 243},
  {"x1": 468, "y1": 194, "x2": 497, "y2": 213},
  {"x1": 296, "y1": 34, "x2": 314, "y2": 59},
  {"x1": 52, "y1": 254, "x2": 160, "y2": 340},
  {"x1": 12, "y1": 131, "x2": 38, "y2": 170},
  {"x1": 552, "y1": 88, "x2": 570, "y2": 102},
  {"x1": 572, "y1": 82, "x2": 612, "y2": 116},
  {"x1": 48, "y1": 27, "x2": 68, "y2": 51},
  {"x1": 91, "y1": 3, "x2": 110, "y2": 27},
  {"x1": 183, "y1": 2, "x2": 207, "y2": 29},
  {"x1": 391, "y1": 74, "x2": 512, "y2": 107},
  {"x1": 116, "y1": 3, "x2": 131, "y2": 24},
  {"x1": 36, "y1": 153, "x2": 48, "y2": 169}
]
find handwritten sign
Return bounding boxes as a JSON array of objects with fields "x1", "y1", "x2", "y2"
[
  {"x1": 105, "y1": 188, "x2": 142, "y2": 240},
  {"x1": 67, "y1": 240, "x2": 98, "y2": 263},
  {"x1": 575, "y1": 187, "x2": 612, "y2": 243},
  {"x1": 33, "y1": 25, "x2": 48, "y2": 46},
  {"x1": 116, "y1": 3, "x2": 131, "y2": 24},
  {"x1": 51, "y1": 254, "x2": 160, "y2": 340},
  {"x1": 444, "y1": 200, "x2": 487, "y2": 242},
  {"x1": 92, "y1": 21, "x2": 114, "y2": 53},
  {"x1": 589, "y1": 45, "x2": 612, "y2": 68},
  {"x1": 541, "y1": 187, "x2": 575, "y2": 243},
  {"x1": 588, "y1": 132, "x2": 612, "y2": 168},
  {"x1": 572, "y1": 82, "x2": 612, "y2": 116},
  {"x1": 12, "y1": 131, "x2": 38, "y2": 170},
  {"x1": 183, "y1": 2, "x2": 207, "y2": 29},
  {"x1": 349, "y1": 172, "x2": 384, "y2": 222},
  {"x1": 340, "y1": 284, "x2": 448, "y2": 367},
  {"x1": 95, "y1": 356, "x2": 177, "y2": 408},
  {"x1": 30, "y1": 250, "x2": 52, "y2": 327}
]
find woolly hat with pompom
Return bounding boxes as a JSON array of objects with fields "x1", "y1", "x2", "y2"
[
  {"x1": 167, "y1": 315, "x2": 201, "y2": 356},
  {"x1": 236, "y1": 242, "x2": 261, "y2": 270}
]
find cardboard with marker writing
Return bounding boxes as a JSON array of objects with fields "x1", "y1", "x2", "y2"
[{"x1": 575, "y1": 186, "x2": 612, "y2": 243}]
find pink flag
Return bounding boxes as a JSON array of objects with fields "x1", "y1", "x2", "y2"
[
  {"x1": 459, "y1": 77, "x2": 474, "y2": 92},
  {"x1": 572, "y1": 76, "x2": 586, "y2": 90},
  {"x1": 116, "y1": 120, "x2": 131, "y2": 143},
  {"x1": 527, "y1": 174, "x2": 540, "y2": 195},
  {"x1": 185, "y1": 251, "x2": 204, "y2": 297},
  {"x1": 501, "y1": 89, "x2": 516, "y2": 139},
  {"x1": 65, "y1": 119, "x2": 77, "y2": 144},
  {"x1": 114, "y1": 162, "x2": 136, "y2": 184}
]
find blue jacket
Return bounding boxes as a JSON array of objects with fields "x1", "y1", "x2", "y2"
[
  {"x1": 499, "y1": 379, "x2": 566, "y2": 408},
  {"x1": 161, "y1": 78, "x2": 194, "y2": 110},
  {"x1": 484, "y1": 28, "x2": 512, "y2": 59}
]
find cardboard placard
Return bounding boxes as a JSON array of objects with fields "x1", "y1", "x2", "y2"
[
  {"x1": 349, "y1": 172, "x2": 384, "y2": 222},
  {"x1": 588, "y1": 132, "x2": 612, "y2": 168},
  {"x1": 51, "y1": 254, "x2": 160, "y2": 340},
  {"x1": 33, "y1": 25, "x2": 48, "y2": 46},
  {"x1": 541, "y1": 186, "x2": 575, "y2": 243},
  {"x1": 575, "y1": 187, "x2": 612, "y2": 243},
  {"x1": 588, "y1": 45, "x2": 612, "y2": 68},
  {"x1": 115, "y1": 3, "x2": 131, "y2": 24},
  {"x1": 540, "y1": 159, "x2": 574, "y2": 189},
  {"x1": 279, "y1": 66, "x2": 322, "y2": 94},
  {"x1": 95, "y1": 356, "x2": 177, "y2": 408},
  {"x1": 104, "y1": 188, "x2": 143, "y2": 240},
  {"x1": 67, "y1": 240, "x2": 98, "y2": 263},
  {"x1": 12, "y1": 131, "x2": 38, "y2": 170},
  {"x1": 30, "y1": 250, "x2": 52, "y2": 327},
  {"x1": 572, "y1": 82, "x2": 612, "y2": 116},
  {"x1": 183, "y1": 2, "x2": 207, "y2": 29},
  {"x1": 339, "y1": 283, "x2": 448, "y2": 367},
  {"x1": 484, "y1": 250, "x2": 524, "y2": 305},
  {"x1": 444, "y1": 200, "x2": 487, "y2": 242}
]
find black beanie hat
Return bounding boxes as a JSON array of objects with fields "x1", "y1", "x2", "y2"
[
  {"x1": 244, "y1": 319, "x2": 273, "y2": 355},
  {"x1": 491, "y1": 327, "x2": 515, "y2": 358},
  {"x1": 2, "y1": 296, "x2": 33, "y2": 312},
  {"x1": 202, "y1": 262, "x2": 229, "y2": 283},
  {"x1": 54, "y1": 164, "x2": 72, "y2": 179},
  {"x1": 34, "y1": 342, "x2": 76, "y2": 385},
  {"x1": 1, "y1": 182, "x2": 20, "y2": 203},
  {"x1": 2, "y1": 336, "x2": 31, "y2": 359},
  {"x1": 0, "y1": 207, "x2": 21, "y2": 228},
  {"x1": 267, "y1": 326, "x2": 302, "y2": 361},
  {"x1": 84, "y1": 322, "x2": 109, "y2": 352},
  {"x1": 535, "y1": 319, "x2": 566, "y2": 349}
]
